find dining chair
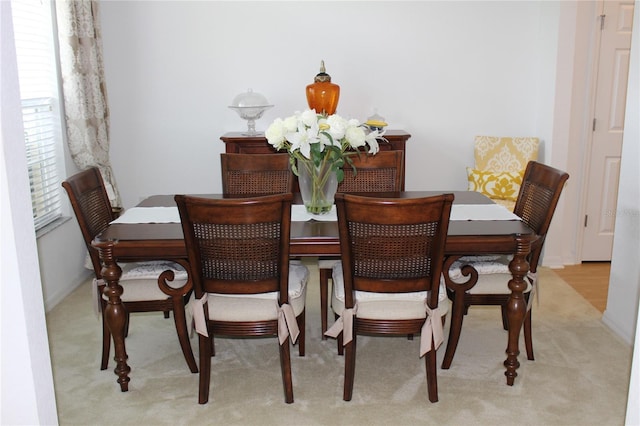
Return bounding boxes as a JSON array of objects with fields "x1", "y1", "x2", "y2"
[
  {"x1": 220, "y1": 153, "x2": 294, "y2": 196},
  {"x1": 61, "y1": 167, "x2": 198, "y2": 373},
  {"x1": 219, "y1": 152, "x2": 304, "y2": 359},
  {"x1": 441, "y1": 160, "x2": 569, "y2": 369},
  {"x1": 175, "y1": 192, "x2": 308, "y2": 404},
  {"x1": 318, "y1": 150, "x2": 404, "y2": 339},
  {"x1": 325, "y1": 192, "x2": 454, "y2": 402},
  {"x1": 467, "y1": 135, "x2": 539, "y2": 210}
]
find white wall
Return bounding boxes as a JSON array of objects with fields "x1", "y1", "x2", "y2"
[
  {"x1": 1, "y1": 2, "x2": 58, "y2": 423},
  {"x1": 619, "y1": 4, "x2": 640, "y2": 422},
  {"x1": 99, "y1": 1, "x2": 560, "y2": 207},
  {"x1": 607, "y1": 0, "x2": 640, "y2": 358}
]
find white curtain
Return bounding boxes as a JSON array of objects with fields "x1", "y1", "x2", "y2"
[{"x1": 56, "y1": 0, "x2": 121, "y2": 206}]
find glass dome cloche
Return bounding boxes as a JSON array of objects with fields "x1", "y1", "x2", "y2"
[{"x1": 228, "y1": 88, "x2": 273, "y2": 136}]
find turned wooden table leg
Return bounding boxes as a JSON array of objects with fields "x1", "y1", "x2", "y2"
[
  {"x1": 504, "y1": 234, "x2": 531, "y2": 386},
  {"x1": 97, "y1": 242, "x2": 130, "y2": 391}
]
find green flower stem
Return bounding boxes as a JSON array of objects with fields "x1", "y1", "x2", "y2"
[{"x1": 296, "y1": 154, "x2": 336, "y2": 214}]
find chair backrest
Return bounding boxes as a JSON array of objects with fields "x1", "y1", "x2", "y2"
[
  {"x1": 335, "y1": 192, "x2": 454, "y2": 309},
  {"x1": 337, "y1": 150, "x2": 404, "y2": 193},
  {"x1": 474, "y1": 136, "x2": 539, "y2": 173},
  {"x1": 175, "y1": 193, "x2": 293, "y2": 303},
  {"x1": 514, "y1": 161, "x2": 569, "y2": 270},
  {"x1": 220, "y1": 153, "x2": 294, "y2": 196},
  {"x1": 61, "y1": 167, "x2": 114, "y2": 278}
]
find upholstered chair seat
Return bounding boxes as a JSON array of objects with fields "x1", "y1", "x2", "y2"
[
  {"x1": 447, "y1": 255, "x2": 534, "y2": 295},
  {"x1": 193, "y1": 261, "x2": 308, "y2": 322},
  {"x1": 97, "y1": 261, "x2": 188, "y2": 303},
  {"x1": 330, "y1": 261, "x2": 451, "y2": 320}
]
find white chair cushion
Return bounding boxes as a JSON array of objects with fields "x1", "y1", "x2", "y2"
[
  {"x1": 447, "y1": 255, "x2": 532, "y2": 294},
  {"x1": 98, "y1": 261, "x2": 188, "y2": 302},
  {"x1": 330, "y1": 261, "x2": 450, "y2": 320},
  {"x1": 318, "y1": 258, "x2": 340, "y2": 269},
  {"x1": 203, "y1": 261, "x2": 309, "y2": 322}
]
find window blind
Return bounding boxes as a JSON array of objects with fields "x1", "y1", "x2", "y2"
[{"x1": 12, "y1": 0, "x2": 64, "y2": 230}]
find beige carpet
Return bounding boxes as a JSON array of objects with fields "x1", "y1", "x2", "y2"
[{"x1": 47, "y1": 259, "x2": 632, "y2": 425}]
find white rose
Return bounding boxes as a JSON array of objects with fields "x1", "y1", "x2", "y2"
[
  {"x1": 326, "y1": 114, "x2": 347, "y2": 142},
  {"x1": 345, "y1": 126, "x2": 366, "y2": 148},
  {"x1": 283, "y1": 115, "x2": 298, "y2": 133},
  {"x1": 265, "y1": 118, "x2": 285, "y2": 148},
  {"x1": 347, "y1": 118, "x2": 360, "y2": 127},
  {"x1": 301, "y1": 109, "x2": 318, "y2": 128}
]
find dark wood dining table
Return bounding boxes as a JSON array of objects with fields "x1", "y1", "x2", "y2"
[{"x1": 92, "y1": 191, "x2": 537, "y2": 392}]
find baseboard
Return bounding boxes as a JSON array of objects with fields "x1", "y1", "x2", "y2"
[
  {"x1": 44, "y1": 271, "x2": 92, "y2": 312},
  {"x1": 541, "y1": 254, "x2": 565, "y2": 269},
  {"x1": 602, "y1": 309, "x2": 634, "y2": 345}
]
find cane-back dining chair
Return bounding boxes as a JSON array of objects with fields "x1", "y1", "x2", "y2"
[
  {"x1": 467, "y1": 135, "x2": 539, "y2": 210},
  {"x1": 175, "y1": 193, "x2": 308, "y2": 404},
  {"x1": 325, "y1": 192, "x2": 453, "y2": 402},
  {"x1": 442, "y1": 161, "x2": 569, "y2": 369},
  {"x1": 318, "y1": 150, "x2": 404, "y2": 338},
  {"x1": 220, "y1": 153, "x2": 294, "y2": 196},
  {"x1": 62, "y1": 167, "x2": 197, "y2": 373}
]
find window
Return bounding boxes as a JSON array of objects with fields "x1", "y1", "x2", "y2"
[{"x1": 12, "y1": 0, "x2": 65, "y2": 231}]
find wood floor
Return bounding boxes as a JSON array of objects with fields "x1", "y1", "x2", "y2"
[{"x1": 553, "y1": 262, "x2": 611, "y2": 313}]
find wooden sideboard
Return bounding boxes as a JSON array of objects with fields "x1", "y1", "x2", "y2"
[{"x1": 220, "y1": 130, "x2": 411, "y2": 190}]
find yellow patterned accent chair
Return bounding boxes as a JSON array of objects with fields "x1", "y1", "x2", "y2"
[{"x1": 467, "y1": 136, "x2": 539, "y2": 210}]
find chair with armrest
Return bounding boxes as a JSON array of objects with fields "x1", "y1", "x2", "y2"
[
  {"x1": 442, "y1": 160, "x2": 569, "y2": 369},
  {"x1": 61, "y1": 167, "x2": 197, "y2": 373},
  {"x1": 317, "y1": 150, "x2": 404, "y2": 339},
  {"x1": 325, "y1": 192, "x2": 453, "y2": 402},
  {"x1": 467, "y1": 135, "x2": 539, "y2": 210},
  {"x1": 220, "y1": 153, "x2": 294, "y2": 196},
  {"x1": 175, "y1": 192, "x2": 308, "y2": 404}
]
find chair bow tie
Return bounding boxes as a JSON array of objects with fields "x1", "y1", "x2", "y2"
[
  {"x1": 421, "y1": 303, "x2": 444, "y2": 357},
  {"x1": 278, "y1": 303, "x2": 299, "y2": 345},
  {"x1": 324, "y1": 305, "x2": 357, "y2": 344},
  {"x1": 192, "y1": 295, "x2": 209, "y2": 336}
]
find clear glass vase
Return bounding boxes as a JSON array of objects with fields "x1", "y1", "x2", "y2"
[{"x1": 297, "y1": 158, "x2": 338, "y2": 215}]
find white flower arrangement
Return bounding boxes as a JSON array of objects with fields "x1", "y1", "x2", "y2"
[{"x1": 265, "y1": 109, "x2": 384, "y2": 182}]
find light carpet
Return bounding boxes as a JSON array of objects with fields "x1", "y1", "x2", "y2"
[{"x1": 46, "y1": 259, "x2": 632, "y2": 425}]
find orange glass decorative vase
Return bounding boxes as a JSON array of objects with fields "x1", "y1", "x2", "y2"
[{"x1": 306, "y1": 60, "x2": 340, "y2": 115}]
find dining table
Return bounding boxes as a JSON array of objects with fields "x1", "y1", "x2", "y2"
[{"x1": 92, "y1": 190, "x2": 538, "y2": 392}]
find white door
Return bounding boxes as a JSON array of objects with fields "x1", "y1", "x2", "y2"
[{"x1": 582, "y1": 0, "x2": 635, "y2": 261}]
